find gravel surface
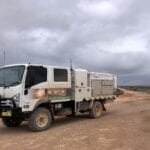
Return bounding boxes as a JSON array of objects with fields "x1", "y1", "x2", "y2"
[{"x1": 0, "y1": 90, "x2": 150, "y2": 150}]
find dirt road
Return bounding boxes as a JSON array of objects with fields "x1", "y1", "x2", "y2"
[{"x1": 0, "y1": 90, "x2": 150, "y2": 150}]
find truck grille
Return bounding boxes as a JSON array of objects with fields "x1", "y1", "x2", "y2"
[{"x1": 0, "y1": 98, "x2": 15, "y2": 109}]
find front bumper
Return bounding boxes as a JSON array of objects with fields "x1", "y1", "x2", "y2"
[{"x1": 0, "y1": 98, "x2": 22, "y2": 118}]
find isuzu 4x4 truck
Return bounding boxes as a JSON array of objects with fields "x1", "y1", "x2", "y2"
[{"x1": 0, "y1": 64, "x2": 117, "y2": 131}]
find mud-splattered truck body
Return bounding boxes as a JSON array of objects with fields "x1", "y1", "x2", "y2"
[{"x1": 0, "y1": 64, "x2": 117, "y2": 131}]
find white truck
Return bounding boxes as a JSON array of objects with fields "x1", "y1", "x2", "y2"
[{"x1": 0, "y1": 64, "x2": 117, "y2": 131}]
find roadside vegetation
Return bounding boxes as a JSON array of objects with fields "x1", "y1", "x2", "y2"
[{"x1": 120, "y1": 86, "x2": 150, "y2": 94}]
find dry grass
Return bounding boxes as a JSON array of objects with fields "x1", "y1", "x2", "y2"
[{"x1": 120, "y1": 86, "x2": 150, "y2": 94}]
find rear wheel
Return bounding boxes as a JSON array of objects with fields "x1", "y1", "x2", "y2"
[
  {"x1": 2, "y1": 117, "x2": 22, "y2": 127},
  {"x1": 89, "y1": 101, "x2": 103, "y2": 119},
  {"x1": 28, "y1": 107, "x2": 52, "y2": 132}
]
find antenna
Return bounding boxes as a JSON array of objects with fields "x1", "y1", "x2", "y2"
[
  {"x1": 3, "y1": 50, "x2": 6, "y2": 66},
  {"x1": 70, "y1": 58, "x2": 73, "y2": 71},
  {"x1": 3, "y1": 50, "x2": 6, "y2": 97}
]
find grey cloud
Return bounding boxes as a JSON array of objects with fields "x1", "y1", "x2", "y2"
[{"x1": 0, "y1": 0, "x2": 150, "y2": 85}]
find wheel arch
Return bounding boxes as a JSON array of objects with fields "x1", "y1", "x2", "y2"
[
  {"x1": 33, "y1": 99, "x2": 54, "y2": 120},
  {"x1": 94, "y1": 99, "x2": 106, "y2": 111}
]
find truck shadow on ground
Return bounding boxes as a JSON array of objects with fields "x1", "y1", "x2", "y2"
[
  {"x1": 0, "y1": 112, "x2": 112, "y2": 134},
  {"x1": 51, "y1": 111, "x2": 111, "y2": 128}
]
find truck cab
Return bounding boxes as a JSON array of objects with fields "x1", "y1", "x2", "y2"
[{"x1": 0, "y1": 64, "x2": 117, "y2": 132}]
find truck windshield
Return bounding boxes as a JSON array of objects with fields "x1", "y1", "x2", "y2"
[{"x1": 0, "y1": 65, "x2": 25, "y2": 87}]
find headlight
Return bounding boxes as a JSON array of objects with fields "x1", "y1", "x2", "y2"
[{"x1": 12, "y1": 93, "x2": 20, "y2": 106}]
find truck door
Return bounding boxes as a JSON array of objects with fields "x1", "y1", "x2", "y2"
[{"x1": 22, "y1": 66, "x2": 47, "y2": 111}]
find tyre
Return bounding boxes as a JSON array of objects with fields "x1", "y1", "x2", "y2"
[
  {"x1": 89, "y1": 101, "x2": 103, "y2": 119},
  {"x1": 28, "y1": 107, "x2": 52, "y2": 132},
  {"x1": 2, "y1": 117, "x2": 22, "y2": 127}
]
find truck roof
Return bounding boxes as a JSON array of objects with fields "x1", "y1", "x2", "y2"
[
  {"x1": 0, "y1": 64, "x2": 69, "y2": 69},
  {"x1": 0, "y1": 64, "x2": 116, "y2": 76}
]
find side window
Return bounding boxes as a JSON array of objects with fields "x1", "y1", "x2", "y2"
[
  {"x1": 25, "y1": 66, "x2": 47, "y2": 88},
  {"x1": 54, "y1": 69, "x2": 68, "y2": 82}
]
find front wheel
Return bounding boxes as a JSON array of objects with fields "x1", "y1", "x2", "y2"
[
  {"x1": 89, "y1": 101, "x2": 103, "y2": 119},
  {"x1": 28, "y1": 107, "x2": 52, "y2": 132},
  {"x1": 2, "y1": 117, "x2": 22, "y2": 127}
]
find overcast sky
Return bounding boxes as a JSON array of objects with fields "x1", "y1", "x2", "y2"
[{"x1": 0, "y1": 0, "x2": 150, "y2": 85}]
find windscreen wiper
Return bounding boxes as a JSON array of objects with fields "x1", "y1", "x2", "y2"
[
  {"x1": 0, "y1": 83, "x2": 4, "y2": 86},
  {"x1": 4, "y1": 81, "x2": 21, "y2": 88}
]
